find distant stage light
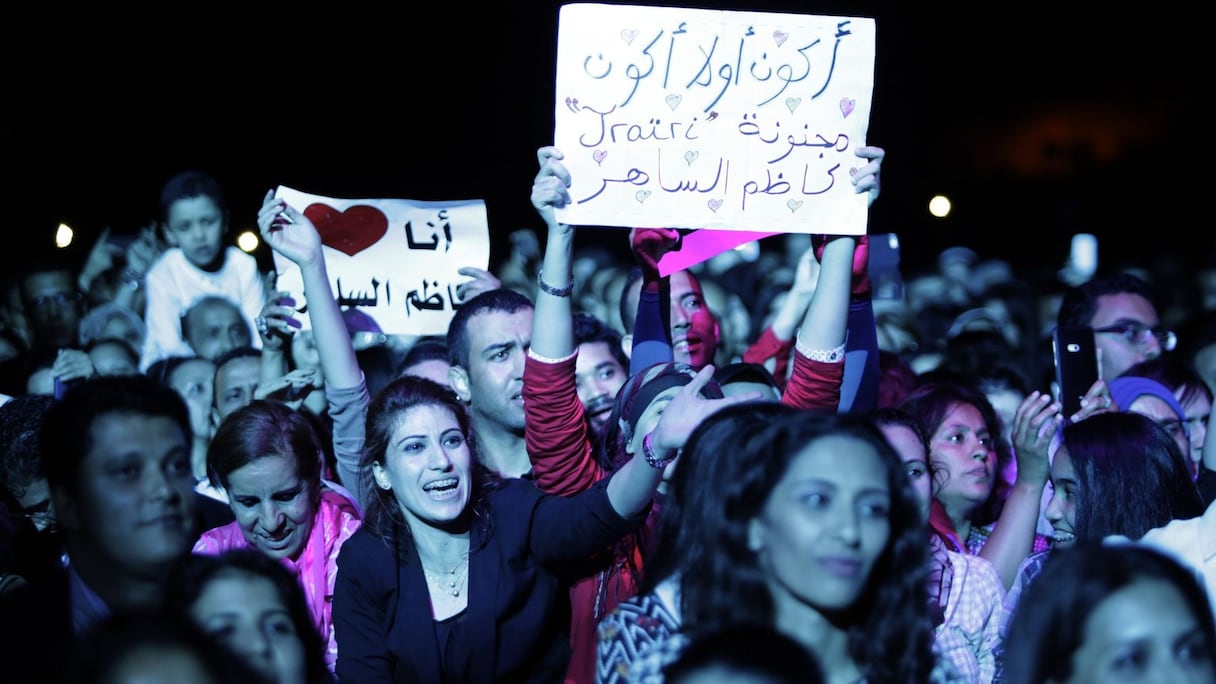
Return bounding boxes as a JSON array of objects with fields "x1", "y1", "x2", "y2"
[
  {"x1": 237, "y1": 230, "x2": 260, "y2": 253},
  {"x1": 928, "y1": 195, "x2": 952, "y2": 218},
  {"x1": 55, "y1": 222, "x2": 74, "y2": 249}
]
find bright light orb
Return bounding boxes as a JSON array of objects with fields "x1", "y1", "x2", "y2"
[
  {"x1": 928, "y1": 195, "x2": 952, "y2": 218},
  {"x1": 55, "y1": 222, "x2": 74, "y2": 249},
  {"x1": 237, "y1": 230, "x2": 260, "y2": 253}
]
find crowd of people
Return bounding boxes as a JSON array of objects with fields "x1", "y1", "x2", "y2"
[{"x1": 0, "y1": 142, "x2": 1213, "y2": 684}]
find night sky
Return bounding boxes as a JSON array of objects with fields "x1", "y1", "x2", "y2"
[{"x1": 9, "y1": 3, "x2": 1205, "y2": 286}]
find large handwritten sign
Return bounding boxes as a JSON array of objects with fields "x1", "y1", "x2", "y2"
[
  {"x1": 553, "y1": 3, "x2": 875, "y2": 236},
  {"x1": 270, "y1": 186, "x2": 490, "y2": 336}
]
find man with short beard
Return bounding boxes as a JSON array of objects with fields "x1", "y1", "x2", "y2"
[{"x1": 573, "y1": 312, "x2": 629, "y2": 440}]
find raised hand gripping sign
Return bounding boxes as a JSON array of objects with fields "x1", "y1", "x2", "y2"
[
  {"x1": 270, "y1": 186, "x2": 490, "y2": 336},
  {"x1": 553, "y1": 3, "x2": 876, "y2": 236}
]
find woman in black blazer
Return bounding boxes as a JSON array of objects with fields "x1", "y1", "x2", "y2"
[{"x1": 333, "y1": 369, "x2": 743, "y2": 683}]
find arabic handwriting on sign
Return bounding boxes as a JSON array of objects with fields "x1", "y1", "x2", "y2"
[
  {"x1": 575, "y1": 16, "x2": 859, "y2": 114},
  {"x1": 811, "y1": 21, "x2": 854, "y2": 100},
  {"x1": 335, "y1": 278, "x2": 382, "y2": 308},
  {"x1": 577, "y1": 167, "x2": 651, "y2": 205},
  {"x1": 583, "y1": 53, "x2": 611, "y2": 80},
  {"x1": 656, "y1": 149, "x2": 729, "y2": 194},
  {"x1": 801, "y1": 163, "x2": 839, "y2": 196},
  {"x1": 405, "y1": 281, "x2": 447, "y2": 317},
  {"x1": 404, "y1": 209, "x2": 453, "y2": 253},
  {"x1": 773, "y1": 131, "x2": 850, "y2": 164},
  {"x1": 741, "y1": 170, "x2": 791, "y2": 210},
  {"x1": 622, "y1": 30, "x2": 663, "y2": 107},
  {"x1": 737, "y1": 113, "x2": 780, "y2": 144}
]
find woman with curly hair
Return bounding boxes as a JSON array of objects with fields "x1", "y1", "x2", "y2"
[{"x1": 598, "y1": 405, "x2": 950, "y2": 684}]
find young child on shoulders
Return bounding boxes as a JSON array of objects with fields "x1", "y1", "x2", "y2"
[{"x1": 139, "y1": 170, "x2": 266, "y2": 372}]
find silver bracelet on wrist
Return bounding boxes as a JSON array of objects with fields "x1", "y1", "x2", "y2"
[{"x1": 537, "y1": 269, "x2": 574, "y2": 298}]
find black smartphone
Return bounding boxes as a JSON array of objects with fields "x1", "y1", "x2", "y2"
[
  {"x1": 53, "y1": 377, "x2": 81, "y2": 400},
  {"x1": 1053, "y1": 325, "x2": 1099, "y2": 419}
]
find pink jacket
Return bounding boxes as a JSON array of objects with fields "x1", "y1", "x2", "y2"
[{"x1": 193, "y1": 487, "x2": 362, "y2": 671}]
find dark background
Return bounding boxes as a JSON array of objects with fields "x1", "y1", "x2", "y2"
[{"x1": 7, "y1": 2, "x2": 1206, "y2": 287}]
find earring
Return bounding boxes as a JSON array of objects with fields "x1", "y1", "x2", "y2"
[{"x1": 375, "y1": 474, "x2": 391, "y2": 490}]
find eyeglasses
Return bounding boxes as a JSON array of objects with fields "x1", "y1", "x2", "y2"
[
  {"x1": 17, "y1": 503, "x2": 56, "y2": 532},
  {"x1": 1092, "y1": 322, "x2": 1177, "y2": 352},
  {"x1": 28, "y1": 292, "x2": 83, "y2": 310}
]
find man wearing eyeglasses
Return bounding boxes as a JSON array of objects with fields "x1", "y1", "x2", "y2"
[
  {"x1": 1056, "y1": 271, "x2": 1174, "y2": 380},
  {"x1": 16, "y1": 257, "x2": 88, "y2": 362}
]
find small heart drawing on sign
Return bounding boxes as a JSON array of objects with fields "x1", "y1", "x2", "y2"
[
  {"x1": 665, "y1": 94, "x2": 682, "y2": 110},
  {"x1": 593, "y1": 149, "x2": 608, "y2": 165},
  {"x1": 684, "y1": 150, "x2": 699, "y2": 165},
  {"x1": 773, "y1": 30, "x2": 788, "y2": 47},
  {"x1": 786, "y1": 200, "x2": 804, "y2": 213},
  {"x1": 840, "y1": 97, "x2": 855, "y2": 118},
  {"x1": 635, "y1": 190, "x2": 652, "y2": 203},
  {"x1": 304, "y1": 203, "x2": 389, "y2": 257},
  {"x1": 621, "y1": 29, "x2": 638, "y2": 44},
  {"x1": 785, "y1": 97, "x2": 801, "y2": 114},
  {"x1": 707, "y1": 198, "x2": 723, "y2": 213}
]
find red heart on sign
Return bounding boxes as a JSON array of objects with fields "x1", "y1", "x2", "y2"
[{"x1": 303, "y1": 203, "x2": 388, "y2": 256}]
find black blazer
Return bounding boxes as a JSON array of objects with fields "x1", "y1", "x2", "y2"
[{"x1": 333, "y1": 476, "x2": 644, "y2": 683}]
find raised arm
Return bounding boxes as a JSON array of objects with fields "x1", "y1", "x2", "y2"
[
  {"x1": 741, "y1": 243, "x2": 819, "y2": 386},
  {"x1": 523, "y1": 146, "x2": 606, "y2": 494},
  {"x1": 252, "y1": 269, "x2": 300, "y2": 404},
  {"x1": 982, "y1": 390, "x2": 1061, "y2": 588},
  {"x1": 776, "y1": 146, "x2": 884, "y2": 412},
  {"x1": 780, "y1": 234, "x2": 853, "y2": 412},
  {"x1": 832, "y1": 145, "x2": 883, "y2": 414},
  {"x1": 256, "y1": 190, "x2": 369, "y2": 496},
  {"x1": 627, "y1": 227, "x2": 682, "y2": 374},
  {"x1": 530, "y1": 146, "x2": 576, "y2": 359}
]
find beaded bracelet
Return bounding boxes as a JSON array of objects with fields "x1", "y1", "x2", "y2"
[
  {"x1": 642, "y1": 432, "x2": 677, "y2": 470},
  {"x1": 537, "y1": 269, "x2": 574, "y2": 298}
]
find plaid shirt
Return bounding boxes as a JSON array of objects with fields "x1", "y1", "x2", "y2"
[{"x1": 935, "y1": 550, "x2": 1006, "y2": 683}]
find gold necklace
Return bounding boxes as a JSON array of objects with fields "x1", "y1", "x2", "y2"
[{"x1": 422, "y1": 557, "x2": 469, "y2": 598}]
